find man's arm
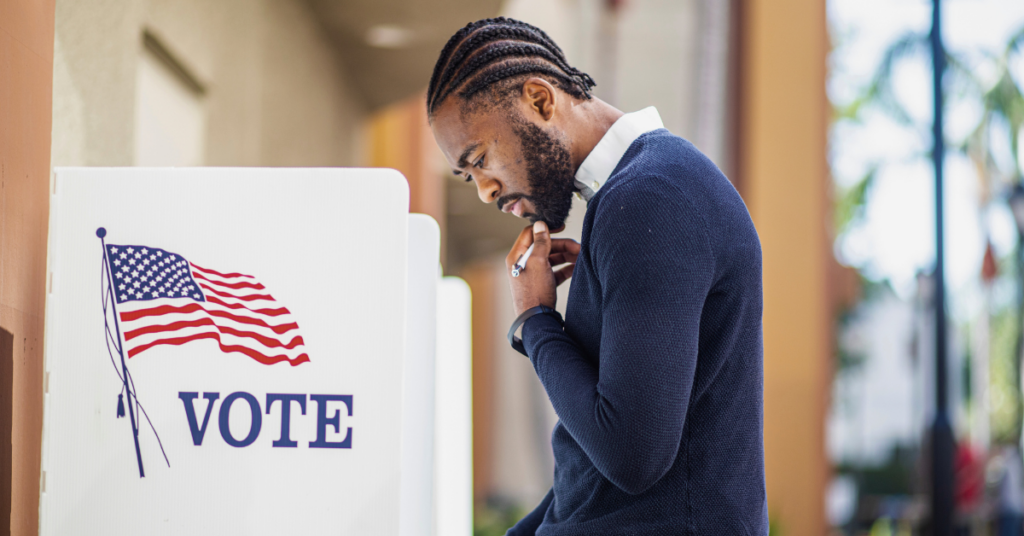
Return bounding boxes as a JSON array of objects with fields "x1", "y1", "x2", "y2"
[{"x1": 520, "y1": 177, "x2": 714, "y2": 495}]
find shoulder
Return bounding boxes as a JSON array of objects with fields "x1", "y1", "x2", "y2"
[
  {"x1": 612, "y1": 129, "x2": 717, "y2": 182},
  {"x1": 588, "y1": 173, "x2": 715, "y2": 271},
  {"x1": 594, "y1": 173, "x2": 693, "y2": 223},
  {"x1": 591, "y1": 129, "x2": 756, "y2": 247},
  {"x1": 591, "y1": 131, "x2": 712, "y2": 237}
]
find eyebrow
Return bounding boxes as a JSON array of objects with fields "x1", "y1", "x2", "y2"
[{"x1": 456, "y1": 143, "x2": 481, "y2": 169}]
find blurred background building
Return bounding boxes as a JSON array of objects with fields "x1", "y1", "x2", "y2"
[{"x1": 4, "y1": 0, "x2": 834, "y2": 534}]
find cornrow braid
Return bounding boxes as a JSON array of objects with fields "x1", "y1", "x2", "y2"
[
  {"x1": 427, "y1": 17, "x2": 596, "y2": 115},
  {"x1": 436, "y1": 42, "x2": 571, "y2": 109},
  {"x1": 459, "y1": 61, "x2": 588, "y2": 103},
  {"x1": 429, "y1": 17, "x2": 569, "y2": 103},
  {"x1": 434, "y1": 23, "x2": 566, "y2": 101},
  {"x1": 427, "y1": 19, "x2": 493, "y2": 104}
]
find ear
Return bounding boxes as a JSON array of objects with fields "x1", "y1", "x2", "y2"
[{"x1": 521, "y1": 78, "x2": 557, "y2": 122}]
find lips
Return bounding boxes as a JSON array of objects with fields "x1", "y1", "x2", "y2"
[
  {"x1": 512, "y1": 200, "x2": 525, "y2": 217},
  {"x1": 503, "y1": 199, "x2": 521, "y2": 216}
]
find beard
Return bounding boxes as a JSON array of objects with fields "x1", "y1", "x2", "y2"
[{"x1": 501, "y1": 117, "x2": 576, "y2": 228}]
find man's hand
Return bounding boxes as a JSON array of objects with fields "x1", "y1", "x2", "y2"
[{"x1": 506, "y1": 221, "x2": 580, "y2": 316}]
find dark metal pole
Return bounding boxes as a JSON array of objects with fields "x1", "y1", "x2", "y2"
[{"x1": 930, "y1": 1, "x2": 954, "y2": 534}]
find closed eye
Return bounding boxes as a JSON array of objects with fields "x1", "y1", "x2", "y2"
[{"x1": 464, "y1": 155, "x2": 485, "y2": 182}]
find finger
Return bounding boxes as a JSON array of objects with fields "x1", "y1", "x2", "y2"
[
  {"x1": 554, "y1": 264, "x2": 575, "y2": 286},
  {"x1": 548, "y1": 251, "x2": 579, "y2": 266},
  {"x1": 548, "y1": 239, "x2": 580, "y2": 266},
  {"x1": 531, "y1": 221, "x2": 551, "y2": 258},
  {"x1": 549, "y1": 239, "x2": 581, "y2": 255},
  {"x1": 506, "y1": 225, "x2": 536, "y2": 267}
]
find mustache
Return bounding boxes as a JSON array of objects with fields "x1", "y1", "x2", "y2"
[{"x1": 496, "y1": 193, "x2": 527, "y2": 212}]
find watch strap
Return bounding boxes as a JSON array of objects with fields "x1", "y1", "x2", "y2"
[{"x1": 507, "y1": 305, "x2": 563, "y2": 356}]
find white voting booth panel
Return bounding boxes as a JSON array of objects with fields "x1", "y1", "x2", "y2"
[
  {"x1": 400, "y1": 215, "x2": 439, "y2": 536},
  {"x1": 401, "y1": 218, "x2": 475, "y2": 536},
  {"x1": 41, "y1": 168, "x2": 413, "y2": 535},
  {"x1": 434, "y1": 277, "x2": 473, "y2": 536}
]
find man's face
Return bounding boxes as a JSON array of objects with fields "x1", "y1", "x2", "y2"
[{"x1": 430, "y1": 96, "x2": 576, "y2": 229}]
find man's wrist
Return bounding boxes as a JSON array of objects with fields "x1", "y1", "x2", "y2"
[
  {"x1": 514, "y1": 298, "x2": 555, "y2": 317},
  {"x1": 507, "y1": 305, "x2": 563, "y2": 356}
]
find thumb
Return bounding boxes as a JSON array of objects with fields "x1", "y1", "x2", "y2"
[{"x1": 532, "y1": 221, "x2": 551, "y2": 256}]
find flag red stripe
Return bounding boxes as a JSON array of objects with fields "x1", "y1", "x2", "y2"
[
  {"x1": 123, "y1": 317, "x2": 304, "y2": 349},
  {"x1": 203, "y1": 295, "x2": 290, "y2": 316},
  {"x1": 127, "y1": 332, "x2": 310, "y2": 366},
  {"x1": 120, "y1": 303, "x2": 299, "y2": 334},
  {"x1": 120, "y1": 303, "x2": 206, "y2": 321},
  {"x1": 197, "y1": 283, "x2": 275, "y2": 302},
  {"x1": 192, "y1": 271, "x2": 265, "y2": 291},
  {"x1": 190, "y1": 263, "x2": 252, "y2": 280}
]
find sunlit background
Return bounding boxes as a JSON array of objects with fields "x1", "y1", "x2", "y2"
[
  {"x1": 828, "y1": 1, "x2": 1024, "y2": 533},
  {"x1": 3, "y1": 0, "x2": 1024, "y2": 534}
]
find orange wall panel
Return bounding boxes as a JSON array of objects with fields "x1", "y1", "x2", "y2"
[
  {"x1": 461, "y1": 262, "x2": 497, "y2": 501},
  {"x1": 0, "y1": 1, "x2": 56, "y2": 534},
  {"x1": 367, "y1": 93, "x2": 447, "y2": 263},
  {"x1": 742, "y1": 0, "x2": 831, "y2": 534}
]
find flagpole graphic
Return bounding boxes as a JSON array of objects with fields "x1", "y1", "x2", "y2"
[{"x1": 98, "y1": 227, "x2": 146, "y2": 477}]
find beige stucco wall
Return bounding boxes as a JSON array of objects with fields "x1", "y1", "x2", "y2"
[
  {"x1": 501, "y1": 0, "x2": 705, "y2": 144},
  {"x1": 51, "y1": 0, "x2": 367, "y2": 170}
]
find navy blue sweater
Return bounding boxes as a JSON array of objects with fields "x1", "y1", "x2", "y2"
[{"x1": 510, "y1": 130, "x2": 767, "y2": 535}]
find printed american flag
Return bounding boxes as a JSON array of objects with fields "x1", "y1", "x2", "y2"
[{"x1": 105, "y1": 244, "x2": 310, "y2": 366}]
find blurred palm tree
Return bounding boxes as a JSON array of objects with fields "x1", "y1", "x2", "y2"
[
  {"x1": 836, "y1": 27, "x2": 1024, "y2": 206},
  {"x1": 833, "y1": 25, "x2": 1024, "y2": 442},
  {"x1": 960, "y1": 27, "x2": 1024, "y2": 197}
]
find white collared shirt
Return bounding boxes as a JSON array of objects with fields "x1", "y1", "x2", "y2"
[{"x1": 574, "y1": 106, "x2": 665, "y2": 202}]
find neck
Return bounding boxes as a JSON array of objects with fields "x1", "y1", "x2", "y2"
[{"x1": 567, "y1": 98, "x2": 624, "y2": 174}]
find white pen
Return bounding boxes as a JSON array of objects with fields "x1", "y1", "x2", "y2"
[{"x1": 511, "y1": 243, "x2": 535, "y2": 278}]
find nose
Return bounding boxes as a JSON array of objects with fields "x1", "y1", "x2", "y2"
[{"x1": 476, "y1": 176, "x2": 500, "y2": 204}]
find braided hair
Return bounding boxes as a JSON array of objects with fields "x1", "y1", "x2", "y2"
[{"x1": 427, "y1": 17, "x2": 596, "y2": 116}]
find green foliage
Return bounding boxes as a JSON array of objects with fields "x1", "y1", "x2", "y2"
[
  {"x1": 857, "y1": 33, "x2": 930, "y2": 128},
  {"x1": 834, "y1": 166, "x2": 878, "y2": 234},
  {"x1": 836, "y1": 445, "x2": 917, "y2": 496},
  {"x1": 834, "y1": 25, "x2": 1024, "y2": 242},
  {"x1": 990, "y1": 306, "x2": 1022, "y2": 443},
  {"x1": 474, "y1": 503, "x2": 526, "y2": 536},
  {"x1": 959, "y1": 26, "x2": 1024, "y2": 188}
]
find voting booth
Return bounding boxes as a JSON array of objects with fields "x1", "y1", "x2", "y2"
[{"x1": 39, "y1": 168, "x2": 470, "y2": 535}]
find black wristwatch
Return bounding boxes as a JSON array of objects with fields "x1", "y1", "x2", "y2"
[{"x1": 507, "y1": 305, "x2": 564, "y2": 356}]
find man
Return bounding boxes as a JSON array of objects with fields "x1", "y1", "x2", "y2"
[{"x1": 427, "y1": 17, "x2": 767, "y2": 535}]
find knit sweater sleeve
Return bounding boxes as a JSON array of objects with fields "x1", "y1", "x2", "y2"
[{"x1": 522, "y1": 175, "x2": 714, "y2": 495}]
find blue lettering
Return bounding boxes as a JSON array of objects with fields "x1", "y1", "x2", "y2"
[
  {"x1": 178, "y1": 392, "x2": 220, "y2": 445},
  {"x1": 265, "y1": 393, "x2": 306, "y2": 448},
  {"x1": 219, "y1": 391, "x2": 262, "y2": 447},
  {"x1": 309, "y1": 394, "x2": 352, "y2": 449}
]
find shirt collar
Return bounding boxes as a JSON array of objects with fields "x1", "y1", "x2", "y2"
[{"x1": 573, "y1": 106, "x2": 664, "y2": 202}]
